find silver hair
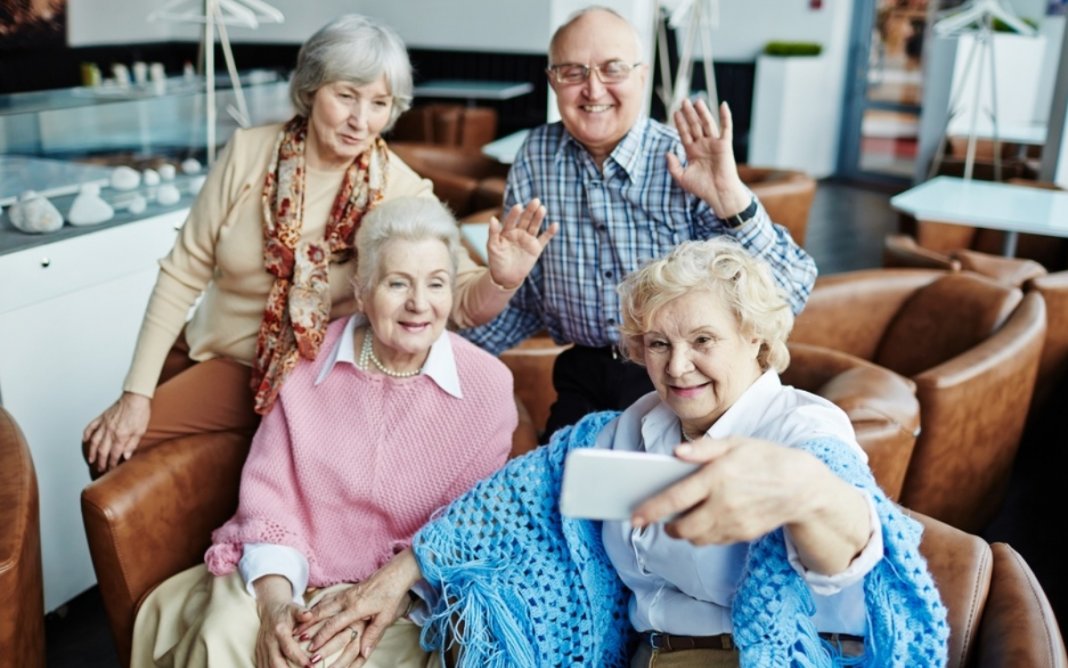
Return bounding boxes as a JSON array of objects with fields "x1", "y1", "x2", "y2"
[
  {"x1": 289, "y1": 14, "x2": 413, "y2": 131},
  {"x1": 353, "y1": 197, "x2": 466, "y2": 294},
  {"x1": 617, "y1": 238, "x2": 794, "y2": 373},
  {"x1": 548, "y1": 5, "x2": 644, "y2": 65}
]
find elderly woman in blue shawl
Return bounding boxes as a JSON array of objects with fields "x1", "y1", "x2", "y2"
[{"x1": 298, "y1": 238, "x2": 948, "y2": 668}]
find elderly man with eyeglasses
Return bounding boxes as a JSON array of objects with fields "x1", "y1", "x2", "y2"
[{"x1": 463, "y1": 5, "x2": 817, "y2": 438}]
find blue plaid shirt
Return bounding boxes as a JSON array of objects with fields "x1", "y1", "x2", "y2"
[{"x1": 463, "y1": 118, "x2": 817, "y2": 355}]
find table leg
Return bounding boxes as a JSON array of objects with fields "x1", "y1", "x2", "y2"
[{"x1": 1002, "y1": 230, "x2": 1019, "y2": 257}]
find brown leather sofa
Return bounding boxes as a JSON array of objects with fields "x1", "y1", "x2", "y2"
[
  {"x1": 390, "y1": 142, "x2": 508, "y2": 218},
  {"x1": 0, "y1": 406, "x2": 46, "y2": 668},
  {"x1": 913, "y1": 510, "x2": 1067, "y2": 667},
  {"x1": 82, "y1": 426, "x2": 1066, "y2": 668},
  {"x1": 389, "y1": 103, "x2": 498, "y2": 150},
  {"x1": 790, "y1": 270, "x2": 1047, "y2": 533},
  {"x1": 736, "y1": 165, "x2": 817, "y2": 246}
]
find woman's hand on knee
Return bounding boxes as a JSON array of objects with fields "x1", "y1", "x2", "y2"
[
  {"x1": 83, "y1": 391, "x2": 151, "y2": 473},
  {"x1": 255, "y1": 599, "x2": 313, "y2": 668}
]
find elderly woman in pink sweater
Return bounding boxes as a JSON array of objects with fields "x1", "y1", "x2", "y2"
[{"x1": 129, "y1": 197, "x2": 517, "y2": 668}]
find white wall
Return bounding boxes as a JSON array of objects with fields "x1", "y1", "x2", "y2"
[
  {"x1": 702, "y1": 0, "x2": 841, "y2": 61},
  {"x1": 70, "y1": 0, "x2": 555, "y2": 51}
]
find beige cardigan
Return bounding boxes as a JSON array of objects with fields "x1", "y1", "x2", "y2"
[{"x1": 123, "y1": 122, "x2": 489, "y2": 397}]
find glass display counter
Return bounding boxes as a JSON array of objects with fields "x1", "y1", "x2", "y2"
[{"x1": 0, "y1": 69, "x2": 292, "y2": 166}]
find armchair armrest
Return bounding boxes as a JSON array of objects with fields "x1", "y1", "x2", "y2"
[
  {"x1": 81, "y1": 430, "x2": 250, "y2": 667},
  {"x1": 783, "y1": 343, "x2": 919, "y2": 499},
  {"x1": 903, "y1": 293, "x2": 1046, "y2": 532},
  {"x1": 976, "y1": 543, "x2": 1068, "y2": 667}
]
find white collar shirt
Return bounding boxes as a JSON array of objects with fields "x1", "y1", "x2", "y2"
[{"x1": 599, "y1": 371, "x2": 883, "y2": 636}]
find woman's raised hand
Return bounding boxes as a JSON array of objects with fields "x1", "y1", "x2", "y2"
[
  {"x1": 83, "y1": 391, "x2": 151, "y2": 473},
  {"x1": 485, "y1": 199, "x2": 558, "y2": 290}
]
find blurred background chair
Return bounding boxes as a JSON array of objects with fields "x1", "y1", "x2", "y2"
[
  {"x1": 389, "y1": 103, "x2": 498, "y2": 150},
  {"x1": 390, "y1": 142, "x2": 508, "y2": 218},
  {"x1": 882, "y1": 244, "x2": 1068, "y2": 420},
  {"x1": 0, "y1": 406, "x2": 46, "y2": 668},
  {"x1": 790, "y1": 270, "x2": 1046, "y2": 533},
  {"x1": 914, "y1": 510, "x2": 1067, "y2": 668},
  {"x1": 736, "y1": 165, "x2": 817, "y2": 246}
]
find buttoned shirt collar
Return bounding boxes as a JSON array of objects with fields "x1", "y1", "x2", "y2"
[
  {"x1": 556, "y1": 117, "x2": 650, "y2": 181},
  {"x1": 315, "y1": 316, "x2": 463, "y2": 398}
]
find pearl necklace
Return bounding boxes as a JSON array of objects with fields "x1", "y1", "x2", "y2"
[{"x1": 359, "y1": 328, "x2": 422, "y2": 378}]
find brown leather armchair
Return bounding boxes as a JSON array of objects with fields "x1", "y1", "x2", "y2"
[
  {"x1": 884, "y1": 241, "x2": 1068, "y2": 414},
  {"x1": 914, "y1": 510, "x2": 1067, "y2": 667},
  {"x1": 791, "y1": 270, "x2": 1047, "y2": 533},
  {"x1": 0, "y1": 406, "x2": 46, "y2": 668},
  {"x1": 781, "y1": 342, "x2": 919, "y2": 500},
  {"x1": 82, "y1": 417, "x2": 539, "y2": 667},
  {"x1": 389, "y1": 103, "x2": 498, "y2": 150},
  {"x1": 390, "y1": 142, "x2": 508, "y2": 218},
  {"x1": 736, "y1": 165, "x2": 817, "y2": 246}
]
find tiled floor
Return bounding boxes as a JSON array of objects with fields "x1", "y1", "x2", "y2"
[{"x1": 43, "y1": 179, "x2": 1064, "y2": 666}]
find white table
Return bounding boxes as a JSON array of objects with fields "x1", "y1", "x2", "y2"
[
  {"x1": 890, "y1": 176, "x2": 1068, "y2": 257},
  {"x1": 413, "y1": 80, "x2": 533, "y2": 107},
  {"x1": 481, "y1": 129, "x2": 530, "y2": 164}
]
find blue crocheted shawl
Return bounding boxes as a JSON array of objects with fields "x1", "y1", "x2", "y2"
[{"x1": 413, "y1": 411, "x2": 949, "y2": 667}]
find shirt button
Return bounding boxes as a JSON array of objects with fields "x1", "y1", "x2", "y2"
[
  {"x1": 607, "y1": 318, "x2": 616, "y2": 325},
  {"x1": 597, "y1": 224, "x2": 607, "y2": 232},
  {"x1": 604, "y1": 270, "x2": 613, "y2": 278}
]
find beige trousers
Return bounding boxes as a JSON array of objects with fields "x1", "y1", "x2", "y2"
[{"x1": 131, "y1": 564, "x2": 438, "y2": 668}]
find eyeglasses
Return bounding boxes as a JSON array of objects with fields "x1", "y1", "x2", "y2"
[{"x1": 546, "y1": 60, "x2": 642, "y2": 85}]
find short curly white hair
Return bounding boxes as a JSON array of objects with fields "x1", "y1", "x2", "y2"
[{"x1": 617, "y1": 238, "x2": 794, "y2": 372}]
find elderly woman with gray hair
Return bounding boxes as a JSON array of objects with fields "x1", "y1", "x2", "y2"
[
  {"x1": 319, "y1": 237, "x2": 949, "y2": 667},
  {"x1": 130, "y1": 197, "x2": 517, "y2": 668},
  {"x1": 83, "y1": 13, "x2": 553, "y2": 475}
]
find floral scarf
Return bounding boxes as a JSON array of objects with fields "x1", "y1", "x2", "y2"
[{"x1": 251, "y1": 115, "x2": 389, "y2": 414}]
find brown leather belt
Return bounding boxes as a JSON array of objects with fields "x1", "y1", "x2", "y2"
[{"x1": 642, "y1": 632, "x2": 865, "y2": 654}]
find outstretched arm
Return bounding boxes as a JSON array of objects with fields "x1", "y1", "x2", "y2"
[{"x1": 632, "y1": 436, "x2": 872, "y2": 576}]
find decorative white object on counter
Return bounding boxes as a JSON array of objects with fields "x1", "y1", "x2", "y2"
[
  {"x1": 110, "y1": 166, "x2": 141, "y2": 191},
  {"x1": 157, "y1": 183, "x2": 182, "y2": 206},
  {"x1": 158, "y1": 163, "x2": 177, "y2": 181},
  {"x1": 67, "y1": 183, "x2": 115, "y2": 226},
  {"x1": 188, "y1": 174, "x2": 208, "y2": 196},
  {"x1": 142, "y1": 168, "x2": 161, "y2": 186},
  {"x1": 180, "y1": 158, "x2": 202, "y2": 175},
  {"x1": 9, "y1": 191, "x2": 64, "y2": 234},
  {"x1": 127, "y1": 195, "x2": 148, "y2": 214}
]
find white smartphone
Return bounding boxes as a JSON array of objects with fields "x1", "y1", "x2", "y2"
[{"x1": 559, "y1": 448, "x2": 700, "y2": 521}]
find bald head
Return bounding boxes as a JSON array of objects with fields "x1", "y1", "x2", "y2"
[{"x1": 548, "y1": 6, "x2": 643, "y2": 65}]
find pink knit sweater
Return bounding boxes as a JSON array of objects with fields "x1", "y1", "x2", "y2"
[{"x1": 205, "y1": 321, "x2": 516, "y2": 586}]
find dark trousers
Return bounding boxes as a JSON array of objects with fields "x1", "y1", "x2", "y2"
[{"x1": 543, "y1": 345, "x2": 655, "y2": 440}]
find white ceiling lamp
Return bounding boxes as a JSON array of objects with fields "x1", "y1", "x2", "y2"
[{"x1": 148, "y1": 0, "x2": 284, "y2": 164}]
